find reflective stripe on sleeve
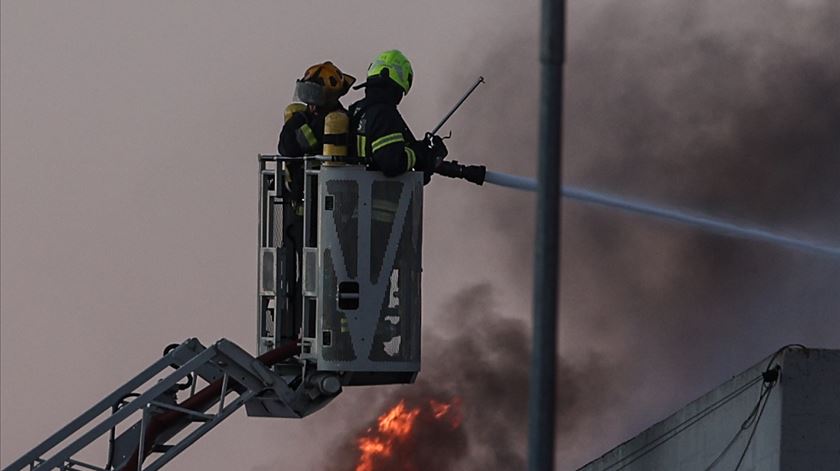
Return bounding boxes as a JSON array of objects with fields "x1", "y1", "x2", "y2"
[
  {"x1": 357, "y1": 135, "x2": 368, "y2": 158},
  {"x1": 371, "y1": 132, "x2": 405, "y2": 153},
  {"x1": 297, "y1": 124, "x2": 318, "y2": 149},
  {"x1": 404, "y1": 146, "x2": 416, "y2": 171}
]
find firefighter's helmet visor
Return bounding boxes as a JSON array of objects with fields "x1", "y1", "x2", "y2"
[{"x1": 293, "y1": 81, "x2": 329, "y2": 107}]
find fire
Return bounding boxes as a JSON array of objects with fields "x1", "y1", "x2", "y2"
[
  {"x1": 429, "y1": 397, "x2": 463, "y2": 428},
  {"x1": 355, "y1": 397, "x2": 462, "y2": 471},
  {"x1": 377, "y1": 400, "x2": 421, "y2": 437},
  {"x1": 430, "y1": 400, "x2": 450, "y2": 418},
  {"x1": 356, "y1": 400, "x2": 419, "y2": 471}
]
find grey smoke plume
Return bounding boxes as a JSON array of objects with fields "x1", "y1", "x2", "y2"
[
  {"x1": 327, "y1": 0, "x2": 840, "y2": 468},
  {"x1": 562, "y1": 0, "x2": 840, "y2": 397},
  {"x1": 469, "y1": 0, "x2": 840, "y2": 381},
  {"x1": 327, "y1": 284, "x2": 620, "y2": 470}
]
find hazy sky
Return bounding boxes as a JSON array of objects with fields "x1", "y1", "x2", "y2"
[
  {"x1": 1, "y1": 2, "x2": 539, "y2": 469},
  {"x1": 3, "y1": 1, "x2": 839, "y2": 470}
]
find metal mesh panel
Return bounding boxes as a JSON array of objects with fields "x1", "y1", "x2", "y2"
[
  {"x1": 314, "y1": 167, "x2": 422, "y2": 383},
  {"x1": 326, "y1": 180, "x2": 359, "y2": 279},
  {"x1": 320, "y1": 249, "x2": 357, "y2": 361},
  {"x1": 370, "y1": 181, "x2": 404, "y2": 284},
  {"x1": 370, "y1": 185, "x2": 422, "y2": 363},
  {"x1": 260, "y1": 248, "x2": 276, "y2": 295},
  {"x1": 303, "y1": 248, "x2": 317, "y2": 295},
  {"x1": 272, "y1": 196, "x2": 283, "y2": 248}
]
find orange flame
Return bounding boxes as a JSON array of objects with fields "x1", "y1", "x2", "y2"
[
  {"x1": 429, "y1": 397, "x2": 463, "y2": 429},
  {"x1": 355, "y1": 397, "x2": 462, "y2": 471},
  {"x1": 378, "y1": 400, "x2": 421, "y2": 436},
  {"x1": 356, "y1": 400, "x2": 420, "y2": 471}
]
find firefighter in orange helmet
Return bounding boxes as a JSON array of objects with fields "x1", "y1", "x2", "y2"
[
  {"x1": 278, "y1": 61, "x2": 356, "y2": 158},
  {"x1": 278, "y1": 61, "x2": 356, "y2": 211}
]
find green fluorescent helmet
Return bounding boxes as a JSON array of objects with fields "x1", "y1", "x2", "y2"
[{"x1": 367, "y1": 50, "x2": 413, "y2": 94}]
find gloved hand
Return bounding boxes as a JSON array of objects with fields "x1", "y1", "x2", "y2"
[
  {"x1": 287, "y1": 111, "x2": 309, "y2": 128},
  {"x1": 414, "y1": 152, "x2": 435, "y2": 185},
  {"x1": 413, "y1": 139, "x2": 445, "y2": 172},
  {"x1": 416, "y1": 134, "x2": 448, "y2": 185},
  {"x1": 422, "y1": 133, "x2": 448, "y2": 165}
]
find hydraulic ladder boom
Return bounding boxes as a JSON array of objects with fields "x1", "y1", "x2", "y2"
[{"x1": 4, "y1": 338, "x2": 302, "y2": 471}]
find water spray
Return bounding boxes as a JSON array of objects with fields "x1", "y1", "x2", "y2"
[
  {"x1": 482, "y1": 170, "x2": 840, "y2": 258},
  {"x1": 259, "y1": 157, "x2": 839, "y2": 258}
]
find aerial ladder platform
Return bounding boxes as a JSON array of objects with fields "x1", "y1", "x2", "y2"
[
  {"x1": 5, "y1": 80, "x2": 495, "y2": 471},
  {"x1": 8, "y1": 75, "x2": 838, "y2": 471},
  {"x1": 5, "y1": 153, "x2": 429, "y2": 471}
]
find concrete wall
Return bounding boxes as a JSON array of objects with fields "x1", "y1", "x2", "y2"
[
  {"x1": 779, "y1": 349, "x2": 840, "y2": 470},
  {"x1": 579, "y1": 347, "x2": 839, "y2": 471}
]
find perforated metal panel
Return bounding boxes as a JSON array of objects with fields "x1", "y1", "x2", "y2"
[
  {"x1": 259, "y1": 157, "x2": 423, "y2": 385},
  {"x1": 315, "y1": 166, "x2": 423, "y2": 384}
]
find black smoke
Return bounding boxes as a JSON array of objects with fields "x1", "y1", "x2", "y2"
[
  {"x1": 560, "y1": 0, "x2": 840, "y2": 409},
  {"x1": 327, "y1": 284, "x2": 621, "y2": 470},
  {"x1": 326, "y1": 0, "x2": 840, "y2": 469}
]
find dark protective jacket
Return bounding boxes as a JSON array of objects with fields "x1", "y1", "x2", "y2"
[
  {"x1": 276, "y1": 105, "x2": 338, "y2": 203},
  {"x1": 349, "y1": 84, "x2": 429, "y2": 177},
  {"x1": 277, "y1": 107, "x2": 334, "y2": 157}
]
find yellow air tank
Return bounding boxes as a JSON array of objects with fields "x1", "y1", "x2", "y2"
[{"x1": 323, "y1": 111, "x2": 349, "y2": 157}]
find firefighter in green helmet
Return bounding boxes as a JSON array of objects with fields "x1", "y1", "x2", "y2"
[{"x1": 349, "y1": 50, "x2": 447, "y2": 180}]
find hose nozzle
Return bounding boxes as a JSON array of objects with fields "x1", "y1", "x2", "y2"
[{"x1": 436, "y1": 160, "x2": 486, "y2": 185}]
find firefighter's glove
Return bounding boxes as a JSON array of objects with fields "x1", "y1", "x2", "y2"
[
  {"x1": 413, "y1": 149, "x2": 434, "y2": 172},
  {"x1": 422, "y1": 169, "x2": 433, "y2": 185},
  {"x1": 422, "y1": 133, "x2": 449, "y2": 167},
  {"x1": 287, "y1": 111, "x2": 309, "y2": 128},
  {"x1": 414, "y1": 152, "x2": 436, "y2": 185}
]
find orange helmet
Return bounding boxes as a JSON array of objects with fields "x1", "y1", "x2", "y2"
[{"x1": 294, "y1": 61, "x2": 356, "y2": 107}]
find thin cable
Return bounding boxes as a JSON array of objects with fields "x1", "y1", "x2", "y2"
[
  {"x1": 764, "y1": 344, "x2": 807, "y2": 372},
  {"x1": 703, "y1": 379, "x2": 774, "y2": 470},
  {"x1": 733, "y1": 382, "x2": 775, "y2": 471},
  {"x1": 729, "y1": 345, "x2": 806, "y2": 470},
  {"x1": 602, "y1": 375, "x2": 763, "y2": 471},
  {"x1": 702, "y1": 344, "x2": 804, "y2": 470}
]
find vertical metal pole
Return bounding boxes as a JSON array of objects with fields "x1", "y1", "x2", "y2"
[
  {"x1": 528, "y1": 0, "x2": 565, "y2": 469},
  {"x1": 258, "y1": 155, "x2": 265, "y2": 355}
]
